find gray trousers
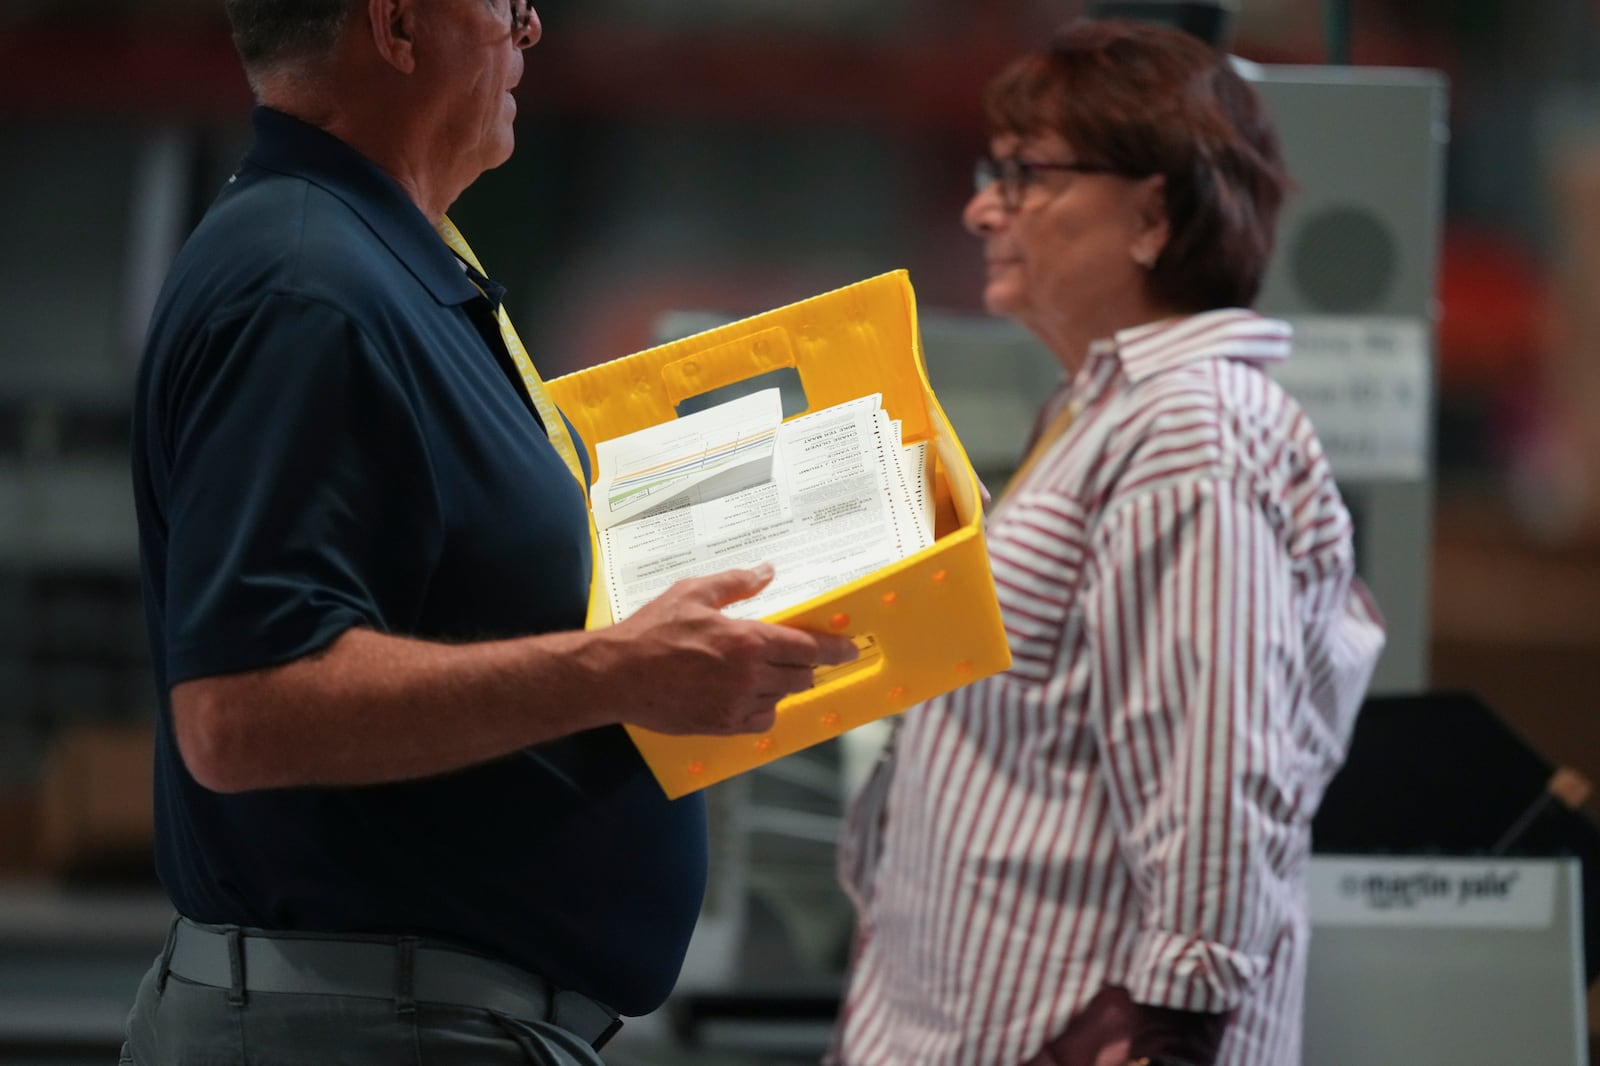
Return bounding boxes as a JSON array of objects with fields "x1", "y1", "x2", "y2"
[{"x1": 118, "y1": 933, "x2": 608, "y2": 1066}]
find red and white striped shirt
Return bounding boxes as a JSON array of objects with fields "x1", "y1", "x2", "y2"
[{"x1": 835, "y1": 310, "x2": 1385, "y2": 1066}]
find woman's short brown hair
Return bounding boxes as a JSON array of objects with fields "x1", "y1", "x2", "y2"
[{"x1": 982, "y1": 18, "x2": 1291, "y2": 313}]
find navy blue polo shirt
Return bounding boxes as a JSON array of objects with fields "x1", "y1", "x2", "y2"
[{"x1": 131, "y1": 106, "x2": 707, "y2": 1016}]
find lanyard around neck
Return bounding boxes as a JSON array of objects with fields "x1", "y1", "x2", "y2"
[
  {"x1": 436, "y1": 215, "x2": 587, "y2": 493},
  {"x1": 996, "y1": 392, "x2": 1083, "y2": 505}
]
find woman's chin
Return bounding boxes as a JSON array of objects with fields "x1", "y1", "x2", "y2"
[{"x1": 982, "y1": 283, "x2": 1025, "y2": 320}]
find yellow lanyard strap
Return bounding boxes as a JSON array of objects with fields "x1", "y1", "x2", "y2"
[
  {"x1": 436, "y1": 215, "x2": 587, "y2": 492},
  {"x1": 995, "y1": 393, "x2": 1082, "y2": 505}
]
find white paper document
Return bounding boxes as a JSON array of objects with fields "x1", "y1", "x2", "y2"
[
  {"x1": 590, "y1": 388, "x2": 782, "y2": 531},
  {"x1": 596, "y1": 393, "x2": 935, "y2": 622}
]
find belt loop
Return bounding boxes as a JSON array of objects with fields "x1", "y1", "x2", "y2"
[
  {"x1": 543, "y1": 975, "x2": 559, "y2": 1026},
  {"x1": 155, "y1": 914, "x2": 181, "y2": 994},
  {"x1": 395, "y1": 937, "x2": 419, "y2": 1016},
  {"x1": 225, "y1": 927, "x2": 247, "y2": 1007}
]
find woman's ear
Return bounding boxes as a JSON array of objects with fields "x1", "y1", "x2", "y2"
[
  {"x1": 368, "y1": 0, "x2": 418, "y2": 74},
  {"x1": 1129, "y1": 174, "x2": 1169, "y2": 269}
]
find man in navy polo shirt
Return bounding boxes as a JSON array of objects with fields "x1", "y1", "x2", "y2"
[{"x1": 120, "y1": 0, "x2": 857, "y2": 1061}]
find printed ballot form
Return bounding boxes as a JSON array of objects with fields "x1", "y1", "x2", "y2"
[
  {"x1": 591, "y1": 388, "x2": 934, "y2": 623},
  {"x1": 591, "y1": 388, "x2": 782, "y2": 530}
]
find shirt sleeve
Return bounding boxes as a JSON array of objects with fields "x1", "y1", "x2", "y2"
[
  {"x1": 158, "y1": 291, "x2": 442, "y2": 684},
  {"x1": 1081, "y1": 475, "x2": 1309, "y2": 1014}
]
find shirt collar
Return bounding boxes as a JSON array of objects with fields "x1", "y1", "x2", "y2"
[
  {"x1": 241, "y1": 106, "x2": 482, "y2": 308},
  {"x1": 1088, "y1": 308, "x2": 1293, "y2": 385}
]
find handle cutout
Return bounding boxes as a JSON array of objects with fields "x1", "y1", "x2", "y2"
[
  {"x1": 812, "y1": 632, "x2": 883, "y2": 687},
  {"x1": 674, "y1": 366, "x2": 809, "y2": 420}
]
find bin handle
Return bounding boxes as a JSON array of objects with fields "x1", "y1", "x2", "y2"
[{"x1": 659, "y1": 326, "x2": 797, "y2": 408}]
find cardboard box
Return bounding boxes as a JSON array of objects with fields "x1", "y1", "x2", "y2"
[
  {"x1": 1544, "y1": 142, "x2": 1600, "y2": 539},
  {"x1": 36, "y1": 722, "x2": 155, "y2": 880},
  {"x1": 0, "y1": 789, "x2": 39, "y2": 874},
  {"x1": 548, "y1": 270, "x2": 1010, "y2": 797}
]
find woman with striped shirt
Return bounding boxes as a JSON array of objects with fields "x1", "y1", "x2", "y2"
[{"x1": 831, "y1": 18, "x2": 1385, "y2": 1066}]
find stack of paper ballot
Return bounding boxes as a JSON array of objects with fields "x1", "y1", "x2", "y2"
[{"x1": 590, "y1": 387, "x2": 934, "y2": 622}]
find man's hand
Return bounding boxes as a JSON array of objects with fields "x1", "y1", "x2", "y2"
[{"x1": 596, "y1": 563, "x2": 859, "y2": 736}]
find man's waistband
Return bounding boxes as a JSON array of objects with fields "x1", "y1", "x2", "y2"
[{"x1": 163, "y1": 917, "x2": 621, "y2": 1050}]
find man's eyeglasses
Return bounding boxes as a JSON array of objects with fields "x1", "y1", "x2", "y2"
[
  {"x1": 973, "y1": 155, "x2": 1143, "y2": 211},
  {"x1": 508, "y1": 0, "x2": 535, "y2": 38}
]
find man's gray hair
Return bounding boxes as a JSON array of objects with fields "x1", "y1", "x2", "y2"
[{"x1": 223, "y1": 0, "x2": 356, "y2": 72}]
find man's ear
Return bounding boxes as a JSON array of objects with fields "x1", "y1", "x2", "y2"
[
  {"x1": 367, "y1": 0, "x2": 417, "y2": 74},
  {"x1": 1129, "y1": 173, "x2": 1170, "y2": 269}
]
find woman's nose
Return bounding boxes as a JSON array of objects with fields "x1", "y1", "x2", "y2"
[{"x1": 962, "y1": 186, "x2": 1003, "y2": 236}]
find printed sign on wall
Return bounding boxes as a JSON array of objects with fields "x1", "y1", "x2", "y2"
[{"x1": 1271, "y1": 315, "x2": 1431, "y2": 481}]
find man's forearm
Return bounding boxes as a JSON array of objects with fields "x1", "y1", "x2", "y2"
[
  {"x1": 170, "y1": 565, "x2": 858, "y2": 792},
  {"x1": 171, "y1": 625, "x2": 619, "y2": 792}
]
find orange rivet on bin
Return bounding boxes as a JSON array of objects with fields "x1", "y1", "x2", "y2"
[
  {"x1": 754, "y1": 737, "x2": 773, "y2": 753},
  {"x1": 821, "y1": 712, "x2": 840, "y2": 727},
  {"x1": 687, "y1": 762, "x2": 704, "y2": 776},
  {"x1": 829, "y1": 612, "x2": 850, "y2": 631},
  {"x1": 931, "y1": 569, "x2": 948, "y2": 585},
  {"x1": 955, "y1": 660, "x2": 972, "y2": 676},
  {"x1": 888, "y1": 686, "x2": 906, "y2": 701},
  {"x1": 881, "y1": 591, "x2": 898, "y2": 606}
]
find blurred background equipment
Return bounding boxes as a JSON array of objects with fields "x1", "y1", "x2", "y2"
[
  {"x1": 1248, "y1": 60, "x2": 1448, "y2": 695},
  {"x1": 1307, "y1": 693, "x2": 1600, "y2": 1064},
  {"x1": 1313, "y1": 692, "x2": 1600, "y2": 982},
  {"x1": 1089, "y1": 0, "x2": 1241, "y2": 49},
  {"x1": 1302, "y1": 853, "x2": 1590, "y2": 1064}
]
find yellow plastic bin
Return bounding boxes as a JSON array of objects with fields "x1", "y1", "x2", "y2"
[{"x1": 546, "y1": 270, "x2": 1010, "y2": 798}]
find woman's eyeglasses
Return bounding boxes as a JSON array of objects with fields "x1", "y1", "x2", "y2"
[{"x1": 973, "y1": 155, "x2": 1143, "y2": 211}]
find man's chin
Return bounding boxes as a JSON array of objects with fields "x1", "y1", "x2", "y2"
[{"x1": 481, "y1": 138, "x2": 516, "y2": 173}]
